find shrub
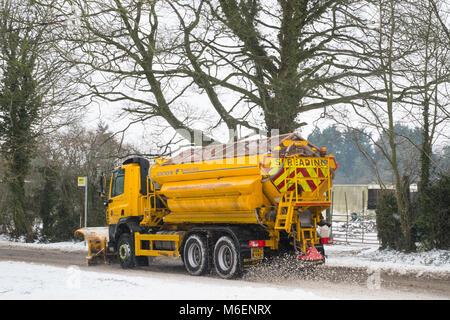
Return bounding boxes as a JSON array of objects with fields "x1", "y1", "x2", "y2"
[
  {"x1": 416, "y1": 175, "x2": 450, "y2": 250},
  {"x1": 376, "y1": 192, "x2": 403, "y2": 250}
]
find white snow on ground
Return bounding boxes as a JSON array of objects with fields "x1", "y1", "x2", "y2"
[{"x1": 0, "y1": 260, "x2": 325, "y2": 300}]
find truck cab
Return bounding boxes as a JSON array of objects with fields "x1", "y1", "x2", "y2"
[{"x1": 100, "y1": 157, "x2": 153, "y2": 223}]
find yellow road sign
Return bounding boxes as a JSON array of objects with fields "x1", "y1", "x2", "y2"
[{"x1": 78, "y1": 177, "x2": 86, "y2": 187}]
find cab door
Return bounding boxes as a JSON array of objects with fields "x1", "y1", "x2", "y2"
[{"x1": 108, "y1": 168, "x2": 128, "y2": 224}]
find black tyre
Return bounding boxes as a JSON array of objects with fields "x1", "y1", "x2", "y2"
[
  {"x1": 213, "y1": 236, "x2": 241, "y2": 279},
  {"x1": 117, "y1": 233, "x2": 135, "y2": 269},
  {"x1": 183, "y1": 234, "x2": 210, "y2": 276}
]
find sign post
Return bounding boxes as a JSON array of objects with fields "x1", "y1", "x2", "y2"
[{"x1": 78, "y1": 176, "x2": 88, "y2": 228}]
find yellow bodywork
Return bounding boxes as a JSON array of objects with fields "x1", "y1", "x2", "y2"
[
  {"x1": 150, "y1": 152, "x2": 335, "y2": 227},
  {"x1": 134, "y1": 232, "x2": 184, "y2": 258},
  {"x1": 160, "y1": 175, "x2": 266, "y2": 224},
  {"x1": 106, "y1": 164, "x2": 146, "y2": 225},
  {"x1": 76, "y1": 133, "x2": 337, "y2": 264}
]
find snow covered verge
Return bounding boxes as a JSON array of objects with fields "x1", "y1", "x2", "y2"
[
  {"x1": 325, "y1": 244, "x2": 450, "y2": 275},
  {"x1": 0, "y1": 234, "x2": 87, "y2": 252}
]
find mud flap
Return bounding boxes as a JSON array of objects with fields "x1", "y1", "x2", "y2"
[
  {"x1": 74, "y1": 227, "x2": 110, "y2": 265},
  {"x1": 297, "y1": 247, "x2": 325, "y2": 264}
]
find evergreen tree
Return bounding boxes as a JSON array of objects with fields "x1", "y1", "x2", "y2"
[
  {"x1": 308, "y1": 125, "x2": 375, "y2": 184},
  {"x1": 0, "y1": 0, "x2": 79, "y2": 241},
  {"x1": 0, "y1": 28, "x2": 41, "y2": 241},
  {"x1": 416, "y1": 175, "x2": 450, "y2": 250}
]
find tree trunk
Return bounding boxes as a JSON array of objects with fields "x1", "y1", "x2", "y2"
[
  {"x1": 8, "y1": 174, "x2": 33, "y2": 242},
  {"x1": 264, "y1": 98, "x2": 299, "y2": 135},
  {"x1": 383, "y1": 0, "x2": 414, "y2": 252},
  {"x1": 399, "y1": 175, "x2": 414, "y2": 251}
]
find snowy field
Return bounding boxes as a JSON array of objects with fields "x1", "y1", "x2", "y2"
[{"x1": 0, "y1": 236, "x2": 449, "y2": 300}]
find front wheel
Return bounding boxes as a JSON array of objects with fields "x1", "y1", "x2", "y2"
[
  {"x1": 117, "y1": 233, "x2": 135, "y2": 269},
  {"x1": 213, "y1": 236, "x2": 242, "y2": 279}
]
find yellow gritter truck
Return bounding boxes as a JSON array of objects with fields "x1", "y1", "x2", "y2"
[{"x1": 75, "y1": 133, "x2": 337, "y2": 279}]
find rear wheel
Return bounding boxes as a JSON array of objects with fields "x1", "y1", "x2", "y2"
[
  {"x1": 183, "y1": 234, "x2": 209, "y2": 276},
  {"x1": 213, "y1": 236, "x2": 241, "y2": 279}
]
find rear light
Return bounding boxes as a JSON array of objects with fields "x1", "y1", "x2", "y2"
[
  {"x1": 249, "y1": 240, "x2": 266, "y2": 247},
  {"x1": 320, "y1": 237, "x2": 333, "y2": 244}
]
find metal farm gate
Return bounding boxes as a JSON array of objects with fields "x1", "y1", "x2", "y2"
[
  {"x1": 331, "y1": 212, "x2": 379, "y2": 245},
  {"x1": 329, "y1": 189, "x2": 380, "y2": 245}
]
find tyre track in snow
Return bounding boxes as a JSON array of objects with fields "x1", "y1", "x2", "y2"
[{"x1": 1, "y1": 244, "x2": 449, "y2": 299}]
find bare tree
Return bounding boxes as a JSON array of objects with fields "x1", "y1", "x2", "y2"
[
  {"x1": 46, "y1": 0, "x2": 219, "y2": 146},
  {"x1": 327, "y1": 0, "x2": 450, "y2": 251},
  {"x1": 429, "y1": 0, "x2": 450, "y2": 43},
  {"x1": 29, "y1": 120, "x2": 135, "y2": 240},
  {"x1": 193, "y1": 0, "x2": 387, "y2": 133},
  {"x1": 408, "y1": 0, "x2": 450, "y2": 190},
  {"x1": 42, "y1": 0, "x2": 405, "y2": 146}
]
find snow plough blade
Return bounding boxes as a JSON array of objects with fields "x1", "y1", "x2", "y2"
[
  {"x1": 74, "y1": 227, "x2": 111, "y2": 265},
  {"x1": 297, "y1": 247, "x2": 325, "y2": 264}
]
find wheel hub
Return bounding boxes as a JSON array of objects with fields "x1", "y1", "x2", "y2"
[
  {"x1": 119, "y1": 244, "x2": 130, "y2": 260},
  {"x1": 188, "y1": 243, "x2": 201, "y2": 267},
  {"x1": 218, "y1": 246, "x2": 232, "y2": 270}
]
